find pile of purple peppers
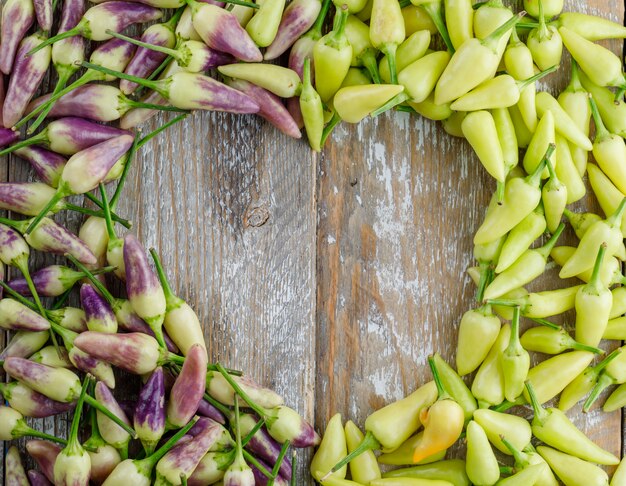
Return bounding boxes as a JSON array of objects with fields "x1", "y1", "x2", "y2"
[{"x1": 0, "y1": 2, "x2": 327, "y2": 483}]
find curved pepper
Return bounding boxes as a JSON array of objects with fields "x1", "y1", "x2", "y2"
[
  {"x1": 465, "y1": 420, "x2": 499, "y2": 486},
  {"x1": 538, "y1": 446, "x2": 609, "y2": 486},
  {"x1": 381, "y1": 459, "x2": 469, "y2": 486},
  {"x1": 456, "y1": 305, "x2": 501, "y2": 376},
  {"x1": 471, "y1": 323, "x2": 509, "y2": 407}
]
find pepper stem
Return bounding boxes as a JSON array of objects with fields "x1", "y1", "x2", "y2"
[
  {"x1": 269, "y1": 440, "x2": 290, "y2": 482},
  {"x1": 428, "y1": 354, "x2": 452, "y2": 401},
  {"x1": 0, "y1": 131, "x2": 47, "y2": 156},
  {"x1": 593, "y1": 348, "x2": 622, "y2": 373},
  {"x1": 529, "y1": 317, "x2": 561, "y2": 330},
  {"x1": 371, "y1": 92, "x2": 411, "y2": 118},
  {"x1": 381, "y1": 43, "x2": 399, "y2": 84},
  {"x1": 570, "y1": 338, "x2": 605, "y2": 355},
  {"x1": 312, "y1": 0, "x2": 331, "y2": 36},
  {"x1": 204, "y1": 392, "x2": 231, "y2": 416},
  {"x1": 524, "y1": 381, "x2": 549, "y2": 424},
  {"x1": 476, "y1": 262, "x2": 492, "y2": 303},
  {"x1": 24, "y1": 187, "x2": 70, "y2": 236},
  {"x1": 589, "y1": 95, "x2": 610, "y2": 139},
  {"x1": 99, "y1": 184, "x2": 118, "y2": 241},
  {"x1": 492, "y1": 396, "x2": 526, "y2": 412},
  {"x1": 16, "y1": 422, "x2": 68, "y2": 445},
  {"x1": 27, "y1": 70, "x2": 74, "y2": 134},
  {"x1": 536, "y1": 222, "x2": 564, "y2": 259},
  {"x1": 500, "y1": 435, "x2": 529, "y2": 468},
  {"x1": 505, "y1": 306, "x2": 522, "y2": 354},
  {"x1": 137, "y1": 115, "x2": 188, "y2": 150},
  {"x1": 583, "y1": 372, "x2": 615, "y2": 412},
  {"x1": 241, "y1": 417, "x2": 265, "y2": 447},
  {"x1": 125, "y1": 99, "x2": 189, "y2": 114},
  {"x1": 214, "y1": 363, "x2": 267, "y2": 419},
  {"x1": 588, "y1": 243, "x2": 607, "y2": 289},
  {"x1": 64, "y1": 253, "x2": 117, "y2": 306},
  {"x1": 80, "y1": 61, "x2": 166, "y2": 98},
  {"x1": 496, "y1": 180, "x2": 505, "y2": 204},
  {"x1": 361, "y1": 50, "x2": 381, "y2": 84},
  {"x1": 243, "y1": 450, "x2": 273, "y2": 478},
  {"x1": 422, "y1": 1, "x2": 454, "y2": 53},
  {"x1": 111, "y1": 132, "x2": 140, "y2": 209},
  {"x1": 106, "y1": 29, "x2": 182, "y2": 60},
  {"x1": 607, "y1": 197, "x2": 626, "y2": 229},
  {"x1": 290, "y1": 451, "x2": 297, "y2": 486},
  {"x1": 63, "y1": 204, "x2": 132, "y2": 229},
  {"x1": 149, "y1": 248, "x2": 180, "y2": 308},
  {"x1": 526, "y1": 143, "x2": 555, "y2": 186},
  {"x1": 27, "y1": 25, "x2": 82, "y2": 55},
  {"x1": 66, "y1": 377, "x2": 90, "y2": 452},
  {"x1": 566, "y1": 60, "x2": 584, "y2": 92},
  {"x1": 486, "y1": 298, "x2": 524, "y2": 308},
  {"x1": 320, "y1": 111, "x2": 341, "y2": 147},
  {"x1": 141, "y1": 417, "x2": 198, "y2": 469},
  {"x1": 517, "y1": 64, "x2": 558, "y2": 91},
  {"x1": 483, "y1": 12, "x2": 525, "y2": 53},
  {"x1": 84, "y1": 395, "x2": 137, "y2": 438},
  {"x1": 321, "y1": 430, "x2": 381, "y2": 481}
]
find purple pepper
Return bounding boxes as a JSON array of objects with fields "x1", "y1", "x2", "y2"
[
  {"x1": 134, "y1": 366, "x2": 166, "y2": 454},
  {"x1": 0, "y1": 182, "x2": 59, "y2": 217},
  {"x1": 167, "y1": 343, "x2": 208, "y2": 428},
  {"x1": 264, "y1": 0, "x2": 321, "y2": 60},
  {"x1": 265, "y1": 406, "x2": 319, "y2": 448},
  {"x1": 26, "y1": 440, "x2": 61, "y2": 483},
  {"x1": 0, "y1": 330, "x2": 49, "y2": 359},
  {"x1": 28, "y1": 470, "x2": 53, "y2": 486},
  {"x1": 115, "y1": 298, "x2": 180, "y2": 353},
  {"x1": 66, "y1": 340, "x2": 116, "y2": 389},
  {"x1": 8, "y1": 264, "x2": 104, "y2": 297},
  {"x1": 74, "y1": 331, "x2": 165, "y2": 374},
  {"x1": 0, "y1": 0, "x2": 35, "y2": 74},
  {"x1": 33, "y1": 0, "x2": 52, "y2": 30},
  {"x1": 239, "y1": 412, "x2": 292, "y2": 479},
  {"x1": 187, "y1": 0, "x2": 261, "y2": 62},
  {"x1": 251, "y1": 457, "x2": 289, "y2": 486},
  {"x1": 120, "y1": 18, "x2": 177, "y2": 94},
  {"x1": 0, "y1": 381, "x2": 75, "y2": 418},
  {"x1": 0, "y1": 127, "x2": 19, "y2": 147},
  {"x1": 95, "y1": 381, "x2": 133, "y2": 450},
  {"x1": 197, "y1": 398, "x2": 226, "y2": 425},
  {"x1": 124, "y1": 234, "x2": 167, "y2": 347},
  {"x1": 155, "y1": 418, "x2": 224, "y2": 484},
  {"x1": 1, "y1": 117, "x2": 132, "y2": 157},
  {"x1": 14, "y1": 145, "x2": 66, "y2": 188},
  {"x1": 227, "y1": 78, "x2": 301, "y2": 139},
  {"x1": 0, "y1": 298, "x2": 50, "y2": 331},
  {"x1": 5, "y1": 445, "x2": 29, "y2": 486},
  {"x1": 80, "y1": 282, "x2": 118, "y2": 333},
  {"x1": 3, "y1": 31, "x2": 51, "y2": 128},
  {"x1": 206, "y1": 371, "x2": 284, "y2": 408}
]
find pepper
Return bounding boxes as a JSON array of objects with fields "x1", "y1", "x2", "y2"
[
  {"x1": 444, "y1": 0, "x2": 472, "y2": 49},
  {"x1": 471, "y1": 323, "x2": 509, "y2": 408},
  {"x1": 381, "y1": 459, "x2": 469, "y2": 486},
  {"x1": 578, "y1": 70, "x2": 626, "y2": 138},
  {"x1": 265, "y1": 0, "x2": 321, "y2": 60},
  {"x1": 30, "y1": 345, "x2": 73, "y2": 368},
  {"x1": 313, "y1": 6, "x2": 352, "y2": 102},
  {"x1": 587, "y1": 164, "x2": 626, "y2": 238},
  {"x1": 473, "y1": 408, "x2": 531, "y2": 455},
  {"x1": 379, "y1": 30, "x2": 431, "y2": 84},
  {"x1": 134, "y1": 367, "x2": 166, "y2": 455},
  {"x1": 495, "y1": 205, "x2": 545, "y2": 273},
  {"x1": 605, "y1": 317, "x2": 626, "y2": 340},
  {"x1": 456, "y1": 305, "x2": 501, "y2": 376},
  {"x1": 334, "y1": 84, "x2": 405, "y2": 123},
  {"x1": 206, "y1": 371, "x2": 284, "y2": 409},
  {"x1": 397, "y1": 51, "x2": 451, "y2": 104},
  {"x1": 604, "y1": 382, "x2": 626, "y2": 412},
  {"x1": 584, "y1": 343, "x2": 626, "y2": 412},
  {"x1": 311, "y1": 413, "x2": 347, "y2": 480},
  {"x1": 465, "y1": 420, "x2": 499, "y2": 486},
  {"x1": 461, "y1": 110, "x2": 505, "y2": 182},
  {"x1": 538, "y1": 446, "x2": 610, "y2": 486},
  {"x1": 536, "y1": 91, "x2": 592, "y2": 152},
  {"x1": 218, "y1": 63, "x2": 301, "y2": 98},
  {"x1": 5, "y1": 445, "x2": 29, "y2": 486},
  {"x1": 299, "y1": 58, "x2": 324, "y2": 150},
  {"x1": 541, "y1": 160, "x2": 567, "y2": 234},
  {"x1": 500, "y1": 306, "x2": 530, "y2": 402},
  {"x1": 377, "y1": 432, "x2": 447, "y2": 466},
  {"x1": 167, "y1": 344, "x2": 207, "y2": 429},
  {"x1": 610, "y1": 287, "x2": 626, "y2": 318},
  {"x1": 95, "y1": 382, "x2": 133, "y2": 456},
  {"x1": 0, "y1": 330, "x2": 48, "y2": 359},
  {"x1": 407, "y1": 94, "x2": 452, "y2": 121},
  {"x1": 521, "y1": 325, "x2": 603, "y2": 356},
  {"x1": 246, "y1": 0, "x2": 286, "y2": 47},
  {"x1": 498, "y1": 464, "x2": 546, "y2": 486},
  {"x1": 83, "y1": 406, "x2": 122, "y2": 485},
  {"x1": 554, "y1": 135, "x2": 585, "y2": 203},
  {"x1": 369, "y1": 0, "x2": 405, "y2": 84},
  {"x1": 504, "y1": 29, "x2": 537, "y2": 131},
  {"x1": 492, "y1": 106, "x2": 518, "y2": 184},
  {"x1": 483, "y1": 223, "x2": 563, "y2": 300},
  {"x1": 474, "y1": 144, "x2": 551, "y2": 245},
  {"x1": 508, "y1": 104, "x2": 533, "y2": 148},
  {"x1": 411, "y1": 356, "x2": 464, "y2": 463},
  {"x1": 557, "y1": 12, "x2": 626, "y2": 40},
  {"x1": 409, "y1": 1, "x2": 452, "y2": 53},
  {"x1": 442, "y1": 111, "x2": 467, "y2": 138},
  {"x1": 500, "y1": 438, "x2": 558, "y2": 486},
  {"x1": 434, "y1": 12, "x2": 522, "y2": 105},
  {"x1": 524, "y1": 0, "x2": 562, "y2": 18},
  {"x1": 526, "y1": 1, "x2": 562, "y2": 71},
  {"x1": 525, "y1": 351, "x2": 594, "y2": 404},
  {"x1": 559, "y1": 349, "x2": 622, "y2": 412},
  {"x1": 559, "y1": 198, "x2": 626, "y2": 278},
  {"x1": 0, "y1": 381, "x2": 74, "y2": 418},
  {"x1": 344, "y1": 421, "x2": 381, "y2": 483}
]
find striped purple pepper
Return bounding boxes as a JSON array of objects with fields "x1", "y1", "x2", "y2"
[
  {"x1": 26, "y1": 440, "x2": 61, "y2": 483},
  {"x1": 5, "y1": 445, "x2": 29, "y2": 485},
  {"x1": 3, "y1": 31, "x2": 51, "y2": 128},
  {"x1": 33, "y1": 0, "x2": 52, "y2": 30},
  {"x1": 0, "y1": 182, "x2": 59, "y2": 216},
  {"x1": 120, "y1": 14, "x2": 179, "y2": 94},
  {"x1": 9, "y1": 264, "x2": 110, "y2": 297},
  {"x1": 0, "y1": 128, "x2": 20, "y2": 147},
  {"x1": 264, "y1": 0, "x2": 321, "y2": 60},
  {"x1": 3, "y1": 357, "x2": 81, "y2": 403},
  {"x1": 0, "y1": 381, "x2": 75, "y2": 418},
  {"x1": 0, "y1": 330, "x2": 49, "y2": 359},
  {"x1": 155, "y1": 418, "x2": 224, "y2": 485},
  {"x1": 206, "y1": 371, "x2": 284, "y2": 408},
  {"x1": 197, "y1": 398, "x2": 226, "y2": 424},
  {"x1": 167, "y1": 344, "x2": 208, "y2": 428},
  {"x1": 14, "y1": 145, "x2": 66, "y2": 188},
  {"x1": 0, "y1": 298, "x2": 50, "y2": 331},
  {"x1": 80, "y1": 283, "x2": 118, "y2": 333},
  {"x1": 0, "y1": 0, "x2": 35, "y2": 74},
  {"x1": 28, "y1": 470, "x2": 53, "y2": 486},
  {"x1": 74, "y1": 331, "x2": 166, "y2": 375},
  {"x1": 95, "y1": 381, "x2": 133, "y2": 451},
  {"x1": 134, "y1": 366, "x2": 166, "y2": 454},
  {"x1": 227, "y1": 78, "x2": 301, "y2": 139},
  {"x1": 187, "y1": 1, "x2": 261, "y2": 62},
  {"x1": 0, "y1": 405, "x2": 68, "y2": 444},
  {"x1": 239, "y1": 412, "x2": 292, "y2": 479}
]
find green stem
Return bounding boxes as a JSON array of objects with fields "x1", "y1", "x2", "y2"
[
  {"x1": 371, "y1": 92, "x2": 410, "y2": 118},
  {"x1": 27, "y1": 25, "x2": 82, "y2": 55},
  {"x1": 311, "y1": 0, "x2": 332, "y2": 36},
  {"x1": 149, "y1": 248, "x2": 179, "y2": 307},
  {"x1": 320, "y1": 111, "x2": 341, "y2": 147},
  {"x1": 25, "y1": 188, "x2": 69, "y2": 236},
  {"x1": 181, "y1": 474, "x2": 188, "y2": 486},
  {"x1": 527, "y1": 143, "x2": 555, "y2": 186},
  {"x1": 143, "y1": 417, "x2": 198, "y2": 468},
  {"x1": 290, "y1": 450, "x2": 297, "y2": 486},
  {"x1": 500, "y1": 435, "x2": 529, "y2": 468},
  {"x1": 524, "y1": 381, "x2": 548, "y2": 424},
  {"x1": 80, "y1": 61, "x2": 167, "y2": 98},
  {"x1": 137, "y1": 114, "x2": 188, "y2": 150},
  {"x1": 106, "y1": 29, "x2": 182, "y2": 61},
  {"x1": 64, "y1": 253, "x2": 116, "y2": 306},
  {"x1": 530, "y1": 317, "x2": 561, "y2": 330},
  {"x1": 476, "y1": 262, "x2": 492, "y2": 303},
  {"x1": 565, "y1": 60, "x2": 584, "y2": 92},
  {"x1": 422, "y1": 2, "x2": 454, "y2": 53},
  {"x1": 321, "y1": 431, "x2": 380, "y2": 480},
  {"x1": 28, "y1": 70, "x2": 73, "y2": 134},
  {"x1": 84, "y1": 395, "x2": 137, "y2": 438},
  {"x1": 17, "y1": 423, "x2": 68, "y2": 445},
  {"x1": 203, "y1": 392, "x2": 231, "y2": 416},
  {"x1": 0, "y1": 131, "x2": 46, "y2": 156},
  {"x1": 570, "y1": 340, "x2": 605, "y2": 354},
  {"x1": 536, "y1": 222, "x2": 564, "y2": 258},
  {"x1": 243, "y1": 450, "x2": 273, "y2": 478},
  {"x1": 588, "y1": 243, "x2": 607, "y2": 288},
  {"x1": 110, "y1": 132, "x2": 140, "y2": 209},
  {"x1": 517, "y1": 64, "x2": 558, "y2": 91},
  {"x1": 428, "y1": 354, "x2": 452, "y2": 400},
  {"x1": 63, "y1": 203, "x2": 132, "y2": 229},
  {"x1": 583, "y1": 372, "x2": 614, "y2": 412},
  {"x1": 215, "y1": 363, "x2": 267, "y2": 420},
  {"x1": 381, "y1": 43, "x2": 399, "y2": 85},
  {"x1": 67, "y1": 377, "x2": 90, "y2": 451},
  {"x1": 125, "y1": 99, "x2": 189, "y2": 113},
  {"x1": 589, "y1": 95, "x2": 610, "y2": 139},
  {"x1": 52, "y1": 288, "x2": 72, "y2": 309},
  {"x1": 361, "y1": 50, "x2": 381, "y2": 84},
  {"x1": 607, "y1": 197, "x2": 626, "y2": 228},
  {"x1": 492, "y1": 396, "x2": 526, "y2": 412},
  {"x1": 241, "y1": 418, "x2": 265, "y2": 448},
  {"x1": 505, "y1": 305, "x2": 522, "y2": 354},
  {"x1": 496, "y1": 180, "x2": 505, "y2": 204},
  {"x1": 99, "y1": 184, "x2": 118, "y2": 241}
]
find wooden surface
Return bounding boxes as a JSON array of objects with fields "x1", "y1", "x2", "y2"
[{"x1": 2, "y1": 0, "x2": 626, "y2": 482}]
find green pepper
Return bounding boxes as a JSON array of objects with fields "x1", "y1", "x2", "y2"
[
  {"x1": 313, "y1": 7, "x2": 352, "y2": 102},
  {"x1": 604, "y1": 317, "x2": 626, "y2": 340},
  {"x1": 560, "y1": 26, "x2": 626, "y2": 92},
  {"x1": 590, "y1": 96, "x2": 626, "y2": 195},
  {"x1": 370, "y1": 0, "x2": 405, "y2": 83},
  {"x1": 300, "y1": 59, "x2": 324, "y2": 151},
  {"x1": 559, "y1": 349, "x2": 622, "y2": 412},
  {"x1": 218, "y1": 63, "x2": 301, "y2": 98},
  {"x1": 508, "y1": 104, "x2": 533, "y2": 148},
  {"x1": 524, "y1": 350, "x2": 594, "y2": 404},
  {"x1": 341, "y1": 68, "x2": 371, "y2": 87},
  {"x1": 557, "y1": 12, "x2": 626, "y2": 41},
  {"x1": 461, "y1": 110, "x2": 505, "y2": 182},
  {"x1": 504, "y1": 30, "x2": 537, "y2": 132},
  {"x1": 495, "y1": 205, "x2": 545, "y2": 273},
  {"x1": 521, "y1": 326, "x2": 604, "y2": 356},
  {"x1": 334, "y1": 84, "x2": 405, "y2": 123},
  {"x1": 382, "y1": 459, "x2": 470, "y2": 486},
  {"x1": 555, "y1": 135, "x2": 585, "y2": 204},
  {"x1": 377, "y1": 432, "x2": 447, "y2": 466},
  {"x1": 442, "y1": 111, "x2": 467, "y2": 138},
  {"x1": 471, "y1": 323, "x2": 510, "y2": 408},
  {"x1": 611, "y1": 287, "x2": 626, "y2": 319},
  {"x1": 409, "y1": 0, "x2": 453, "y2": 53},
  {"x1": 559, "y1": 198, "x2": 626, "y2": 279},
  {"x1": 474, "y1": 144, "x2": 552, "y2": 245},
  {"x1": 537, "y1": 446, "x2": 610, "y2": 486},
  {"x1": 443, "y1": 0, "x2": 472, "y2": 49},
  {"x1": 488, "y1": 285, "x2": 582, "y2": 319},
  {"x1": 407, "y1": 94, "x2": 453, "y2": 120},
  {"x1": 398, "y1": 51, "x2": 451, "y2": 103},
  {"x1": 483, "y1": 223, "x2": 563, "y2": 300},
  {"x1": 246, "y1": 0, "x2": 286, "y2": 47},
  {"x1": 578, "y1": 70, "x2": 626, "y2": 138},
  {"x1": 551, "y1": 246, "x2": 625, "y2": 287},
  {"x1": 500, "y1": 438, "x2": 558, "y2": 486},
  {"x1": 465, "y1": 421, "x2": 499, "y2": 486},
  {"x1": 603, "y1": 382, "x2": 626, "y2": 412},
  {"x1": 526, "y1": 381, "x2": 619, "y2": 465},
  {"x1": 344, "y1": 420, "x2": 380, "y2": 483},
  {"x1": 526, "y1": 1, "x2": 562, "y2": 71},
  {"x1": 432, "y1": 353, "x2": 476, "y2": 423},
  {"x1": 584, "y1": 343, "x2": 626, "y2": 412},
  {"x1": 541, "y1": 160, "x2": 566, "y2": 234},
  {"x1": 333, "y1": 0, "x2": 367, "y2": 15},
  {"x1": 434, "y1": 13, "x2": 522, "y2": 105},
  {"x1": 456, "y1": 306, "x2": 501, "y2": 376},
  {"x1": 379, "y1": 30, "x2": 431, "y2": 83},
  {"x1": 501, "y1": 306, "x2": 530, "y2": 402},
  {"x1": 344, "y1": 15, "x2": 381, "y2": 83},
  {"x1": 523, "y1": 0, "x2": 562, "y2": 18},
  {"x1": 311, "y1": 413, "x2": 347, "y2": 480},
  {"x1": 492, "y1": 107, "x2": 519, "y2": 186},
  {"x1": 473, "y1": 0, "x2": 513, "y2": 56},
  {"x1": 473, "y1": 408, "x2": 531, "y2": 455},
  {"x1": 587, "y1": 164, "x2": 626, "y2": 238},
  {"x1": 536, "y1": 93, "x2": 592, "y2": 154},
  {"x1": 611, "y1": 455, "x2": 626, "y2": 485},
  {"x1": 523, "y1": 111, "x2": 555, "y2": 178},
  {"x1": 402, "y1": 5, "x2": 437, "y2": 36}
]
